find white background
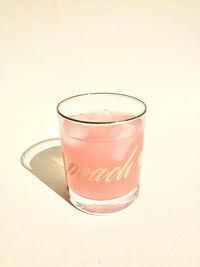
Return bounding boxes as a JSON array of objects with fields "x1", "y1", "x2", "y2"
[{"x1": 0, "y1": 1, "x2": 200, "y2": 266}]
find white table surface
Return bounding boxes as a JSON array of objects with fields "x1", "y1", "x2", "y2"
[{"x1": 0, "y1": 1, "x2": 200, "y2": 266}]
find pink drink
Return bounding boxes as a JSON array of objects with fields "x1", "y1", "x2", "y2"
[{"x1": 60, "y1": 110, "x2": 144, "y2": 201}]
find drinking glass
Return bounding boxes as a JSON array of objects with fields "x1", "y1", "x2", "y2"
[{"x1": 57, "y1": 93, "x2": 146, "y2": 214}]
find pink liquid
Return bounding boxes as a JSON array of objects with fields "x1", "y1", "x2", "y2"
[{"x1": 60, "y1": 110, "x2": 144, "y2": 200}]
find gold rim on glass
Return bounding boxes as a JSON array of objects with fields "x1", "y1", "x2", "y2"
[{"x1": 57, "y1": 92, "x2": 147, "y2": 125}]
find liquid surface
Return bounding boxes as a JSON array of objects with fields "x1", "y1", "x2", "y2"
[
  {"x1": 70, "y1": 109, "x2": 135, "y2": 122},
  {"x1": 60, "y1": 110, "x2": 144, "y2": 200}
]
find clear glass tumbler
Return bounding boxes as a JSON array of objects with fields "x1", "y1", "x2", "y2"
[{"x1": 57, "y1": 93, "x2": 146, "y2": 214}]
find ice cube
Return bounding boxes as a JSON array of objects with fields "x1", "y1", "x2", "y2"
[
  {"x1": 91, "y1": 109, "x2": 113, "y2": 122},
  {"x1": 112, "y1": 139, "x2": 133, "y2": 161},
  {"x1": 111, "y1": 123, "x2": 137, "y2": 140},
  {"x1": 110, "y1": 120, "x2": 143, "y2": 160},
  {"x1": 71, "y1": 112, "x2": 91, "y2": 122},
  {"x1": 62, "y1": 120, "x2": 90, "y2": 146}
]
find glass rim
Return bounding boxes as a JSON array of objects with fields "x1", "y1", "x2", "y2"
[{"x1": 57, "y1": 92, "x2": 147, "y2": 125}]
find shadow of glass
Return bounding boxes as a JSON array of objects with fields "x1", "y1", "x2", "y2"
[{"x1": 21, "y1": 138, "x2": 70, "y2": 202}]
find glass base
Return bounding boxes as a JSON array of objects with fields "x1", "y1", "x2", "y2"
[{"x1": 68, "y1": 186, "x2": 139, "y2": 215}]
